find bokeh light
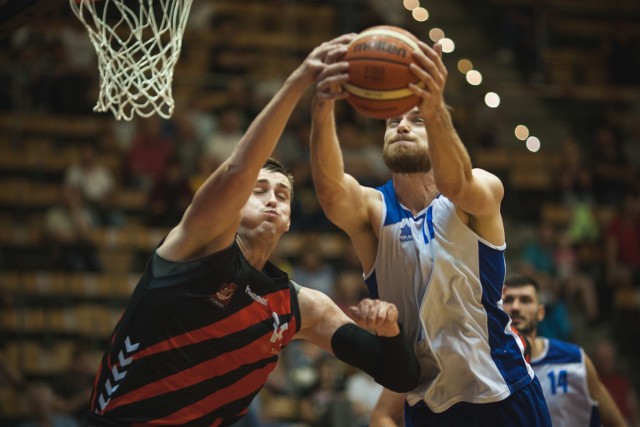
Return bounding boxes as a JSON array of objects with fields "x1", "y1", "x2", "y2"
[
  {"x1": 412, "y1": 7, "x2": 429, "y2": 21},
  {"x1": 465, "y1": 69, "x2": 482, "y2": 85},
  {"x1": 439, "y1": 37, "x2": 455, "y2": 53},
  {"x1": 403, "y1": 0, "x2": 420, "y2": 10},
  {"x1": 429, "y1": 28, "x2": 445, "y2": 43},
  {"x1": 484, "y1": 92, "x2": 500, "y2": 108},
  {"x1": 457, "y1": 58, "x2": 473, "y2": 74},
  {"x1": 526, "y1": 136, "x2": 541, "y2": 152},
  {"x1": 514, "y1": 125, "x2": 529, "y2": 141}
]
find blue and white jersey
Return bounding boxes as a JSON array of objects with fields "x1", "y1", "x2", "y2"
[
  {"x1": 365, "y1": 180, "x2": 534, "y2": 412},
  {"x1": 531, "y1": 338, "x2": 600, "y2": 427}
]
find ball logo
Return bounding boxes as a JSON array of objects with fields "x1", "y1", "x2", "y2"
[
  {"x1": 353, "y1": 40, "x2": 408, "y2": 59},
  {"x1": 209, "y1": 283, "x2": 237, "y2": 308}
]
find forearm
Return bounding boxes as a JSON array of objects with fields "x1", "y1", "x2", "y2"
[
  {"x1": 331, "y1": 323, "x2": 420, "y2": 393},
  {"x1": 310, "y1": 100, "x2": 349, "y2": 203},
  {"x1": 424, "y1": 105, "x2": 473, "y2": 197}
]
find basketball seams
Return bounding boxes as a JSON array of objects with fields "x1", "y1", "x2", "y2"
[
  {"x1": 352, "y1": 28, "x2": 419, "y2": 52},
  {"x1": 348, "y1": 57, "x2": 413, "y2": 66},
  {"x1": 344, "y1": 25, "x2": 422, "y2": 119}
]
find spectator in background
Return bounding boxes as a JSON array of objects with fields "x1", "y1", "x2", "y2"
[
  {"x1": 591, "y1": 339, "x2": 640, "y2": 427},
  {"x1": 18, "y1": 382, "x2": 80, "y2": 427},
  {"x1": 64, "y1": 144, "x2": 122, "y2": 226},
  {"x1": 590, "y1": 124, "x2": 635, "y2": 207},
  {"x1": 605, "y1": 191, "x2": 640, "y2": 290},
  {"x1": 43, "y1": 184, "x2": 102, "y2": 272},
  {"x1": 204, "y1": 107, "x2": 246, "y2": 169},
  {"x1": 50, "y1": 345, "x2": 95, "y2": 425},
  {"x1": 337, "y1": 122, "x2": 389, "y2": 187},
  {"x1": 344, "y1": 367, "x2": 383, "y2": 427},
  {"x1": 292, "y1": 243, "x2": 337, "y2": 299},
  {"x1": 145, "y1": 158, "x2": 193, "y2": 228},
  {"x1": 125, "y1": 117, "x2": 174, "y2": 190},
  {"x1": 518, "y1": 220, "x2": 573, "y2": 341}
]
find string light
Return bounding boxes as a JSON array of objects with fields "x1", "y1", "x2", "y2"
[{"x1": 403, "y1": 2, "x2": 541, "y2": 149}]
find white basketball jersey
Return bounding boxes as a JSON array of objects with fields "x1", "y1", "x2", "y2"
[
  {"x1": 531, "y1": 338, "x2": 600, "y2": 427},
  {"x1": 365, "y1": 181, "x2": 534, "y2": 412}
]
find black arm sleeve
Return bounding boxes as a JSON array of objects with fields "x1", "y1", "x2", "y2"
[{"x1": 330, "y1": 323, "x2": 420, "y2": 393}]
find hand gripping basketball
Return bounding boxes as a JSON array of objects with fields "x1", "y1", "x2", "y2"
[{"x1": 343, "y1": 25, "x2": 424, "y2": 119}]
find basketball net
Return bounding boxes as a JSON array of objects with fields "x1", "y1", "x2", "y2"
[{"x1": 69, "y1": 0, "x2": 193, "y2": 120}]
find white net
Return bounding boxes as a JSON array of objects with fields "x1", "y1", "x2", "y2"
[{"x1": 69, "y1": 0, "x2": 194, "y2": 120}]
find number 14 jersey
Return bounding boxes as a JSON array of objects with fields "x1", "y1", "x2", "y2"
[{"x1": 530, "y1": 337, "x2": 600, "y2": 427}]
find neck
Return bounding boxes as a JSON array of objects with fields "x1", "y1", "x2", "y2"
[
  {"x1": 236, "y1": 234, "x2": 277, "y2": 271},
  {"x1": 529, "y1": 334, "x2": 545, "y2": 359},
  {"x1": 392, "y1": 171, "x2": 438, "y2": 215}
]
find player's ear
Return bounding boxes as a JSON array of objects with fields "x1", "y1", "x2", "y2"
[{"x1": 537, "y1": 303, "x2": 545, "y2": 322}]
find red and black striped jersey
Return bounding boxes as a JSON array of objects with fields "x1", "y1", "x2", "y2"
[{"x1": 88, "y1": 242, "x2": 301, "y2": 426}]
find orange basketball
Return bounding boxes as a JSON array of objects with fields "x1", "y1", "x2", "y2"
[{"x1": 344, "y1": 26, "x2": 423, "y2": 119}]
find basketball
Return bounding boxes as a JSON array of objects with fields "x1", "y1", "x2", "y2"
[{"x1": 344, "y1": 26, "x2": 423, "y2": 119}]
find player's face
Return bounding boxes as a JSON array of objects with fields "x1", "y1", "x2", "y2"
[
  {"x1": 382, "y1": 108, "x2": 431, "y2": 173},
  {"x1": 240, "y1": 169, "x2": 292, "y2": 237},
  {"x1": 502, "y1": 285, "x2": 544, "y2": 336}
]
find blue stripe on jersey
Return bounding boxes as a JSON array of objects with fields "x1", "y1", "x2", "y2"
[
  {"x1": 381, "y1": 181, "x2": 404, "y2": 226},
  {"x1": 365, "y1": 270, "x2": 379, "y2": 300},
  {"x1": 531, "y1": 339, "x2": 582, "y2": 366},
  {"x1": 478, "y1": 241, "x2": 528, "y2": 392},
  {"x1": 424, "y1": 205, "x2": 434, "y2": 240}
]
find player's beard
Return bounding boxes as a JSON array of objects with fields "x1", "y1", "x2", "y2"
[{"x1": 382, "y1": 143, "x2": 431, "y2": 174}]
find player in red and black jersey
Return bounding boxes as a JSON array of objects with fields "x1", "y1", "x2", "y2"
[{"x1": 85, "y1": 34, "x2": 420, "y2": 427}]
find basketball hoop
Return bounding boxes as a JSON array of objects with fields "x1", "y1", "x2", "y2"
[{"x1": 69, "y1": 0, "x2": 193, "y2": 120}]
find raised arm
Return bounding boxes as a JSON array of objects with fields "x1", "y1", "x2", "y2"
[
  {"x1": 410, "y1": 42, "x2": 504, "y2": 222},
  {"x1": 310, "y1": 66, "x2": 376, "y2": 236},
  {"x1": 158, "y1": 34, "x2": 355, "y2": 261},
  {"x1": 295, "y1": 287, "x2": 420, "y2": 393}
]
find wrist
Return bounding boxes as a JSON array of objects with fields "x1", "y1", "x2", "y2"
[{"x1": 422, "y1": 102, "x2": 451, "y2": 123}]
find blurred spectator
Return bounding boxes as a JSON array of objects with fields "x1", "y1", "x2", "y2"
[
  {"x1": 50, "y1": 345, "x2": 96, "y2": 425},
  {"x1": 590, "y1": 124, "x2": 635, "y2": 207},
  {"x1": 43, "y1": 184, "x2": 102, "y2": 272},
  {"x1": 553, "y1": 230, "x2": 599, "y2": 323},
  {"x1": 344, "y1": 369, "x2": 383, "y2": 427},
  {"x1": 125, "y1": 117, "x2": 174, "y2": 190},
  {"x1": 604, "y1": 21, "x2": 640, "y2": 86},
  {"x1": 292, "y1": 245, "x2": 337, "y2": 299},
  {"x1": 204, "y1": 108, "x2": 246, "y2": 169},
  {"x1": 338, "y1": 122, "x2": 389, "y2": 187},
  {"x1": 518, "y1": 221, "x2": 572, "y2": 340},
  {"x1": 189, "y1": 155, "x2": 217, "y2": 195},
  {"x1": 301, "y1": 356, "x2": 351, "y2": 427},
  {"x1": 590, "y1": 339, "x2": 640, "y2": 427},
  {"x1": 605, "y1": 191, "x2": 640, "y2": 289},
  {"x1": 64, "y1": 144, "x2": 122, "y2": 226},
  {"x1": 207, "y1": 14, "x2": 258, "y2": 76},
  {"x1": 333, "y1": 270, "x2": 369, "y2": 315},
  {"x1": 553, "y1": 135, "x2": 594, "y2": 205},
  {"x1": 145, "y1": 158, "x2": 193, "y2": 228},
  {"x1": 17, "y1": 382, "x2": 80, "y2": 427},
  {"x1": 168, "y1": 111, "x2": 206, "y2": 178}
]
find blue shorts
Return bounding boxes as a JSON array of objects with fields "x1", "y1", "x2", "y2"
[{"x1": 404, "y1": 377, "x2": 551, "y2": 427}]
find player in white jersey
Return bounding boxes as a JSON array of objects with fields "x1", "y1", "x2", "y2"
[
  {"x1": 309, "y1": 37, "x2": 551, "y2": 426},
  {"x1": 503, "y1": 274, "x2": 627, "y2": 427}
]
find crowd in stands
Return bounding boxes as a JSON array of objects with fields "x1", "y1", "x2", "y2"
[{"x1": 1, "y1": 1, "x2": 639, "y2": 426}]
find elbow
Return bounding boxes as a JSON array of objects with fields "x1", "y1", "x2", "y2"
[{"x1": 377, "y1": 359, "x2": 421, "y2": 393}]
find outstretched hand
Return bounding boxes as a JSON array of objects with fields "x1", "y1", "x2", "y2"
[
  {"x1": 409, "y1": 41, "x2": 448, "y2": 118},
  {"x1": 297, "y1": 33, "x2": 356, "y2": 87},
  {"x1": 348, "y1": 298, "x2": 401, "y2": 337}
]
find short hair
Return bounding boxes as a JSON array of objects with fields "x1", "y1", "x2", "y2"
[
  {"x1": 504, "y1": 273, "x2": 540, "y2": 293},
  {"x1": 263, "y1": 158, "x2": 294, "y2": 199}
]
